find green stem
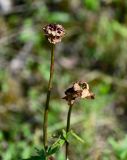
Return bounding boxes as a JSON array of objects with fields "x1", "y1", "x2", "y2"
[
  {"x1": 43, "y1": 44, "x2": 55, "y2": 150},
  {"x1": 66, "y1": 103, "x2": 73, "y2": 160}
]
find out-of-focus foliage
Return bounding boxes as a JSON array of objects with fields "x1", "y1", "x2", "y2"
[
  {"x1": 0, "y1": 0, "x2": 127, "y2": 159},
  {"x1": 109, "y1": 136, "x2": 127, "y2": 160}
]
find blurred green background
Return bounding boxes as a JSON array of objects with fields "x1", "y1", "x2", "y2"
[{"x1": 0, "y1": 0, "x2": 127, "y2": 159}]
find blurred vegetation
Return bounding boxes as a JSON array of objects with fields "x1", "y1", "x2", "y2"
[{"x1": 0, "y1": 0, "x2": 127, "y2": 159}]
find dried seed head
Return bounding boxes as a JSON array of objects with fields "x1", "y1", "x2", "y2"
[
  {"x1": 63, "y1": 81, "x2": 95, "y2": 105},
  {"x1": 43, "y1": 24, "x2": 65, "y2": 44}
]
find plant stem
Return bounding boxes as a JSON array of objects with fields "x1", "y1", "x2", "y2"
[
  {"x1": 43, "y1": 44, "x2": 55, "y2": 150},
  {"x1": 66, "y1": 103, "x2": 73, "y2": 160}
]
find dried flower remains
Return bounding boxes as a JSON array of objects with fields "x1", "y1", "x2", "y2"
[
  {"x1": 43, "y1": 24, "x2": 65, "y2": 44},
  {"x1": 63, "y1": 81, "x2": 95, "y2": 105}
]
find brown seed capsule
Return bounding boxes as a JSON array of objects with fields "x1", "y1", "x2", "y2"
[
  {"x1": 63, "y1": 81, "x2": 95, "y2": 105},
  {"x1": 43, "y1": 24, "x2": 65, "y2": 44}
]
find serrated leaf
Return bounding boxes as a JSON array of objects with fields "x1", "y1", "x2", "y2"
[
  {"x1": 47, "y1": 138, "x2": 65, "y2": 156},
  {"x1": 35, "y1": 148, "x2": 45, "y2": 157},
  {"x1": 69, "y1": 130, "x2": 84, "y2": 144},
  {"x1": 23, "y1": 148, "x2": 46, "y2": 160}
]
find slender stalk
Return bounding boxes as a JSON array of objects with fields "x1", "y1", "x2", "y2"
[
  {"x1": 66, "y1": 103, "x2": 73, "y2": 160},
  {"x1": 43, "y1": 44, "x2": 55, "y2": 150}
]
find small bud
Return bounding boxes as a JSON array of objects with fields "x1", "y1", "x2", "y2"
[
  {"x1": 63, "y1": 81, "x2": 95, "y2": 105},
  {"x1": 43, "y1": 24, "x2": 65, "y2": 44}
]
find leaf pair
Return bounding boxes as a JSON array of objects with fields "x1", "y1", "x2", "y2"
[
  {"x1": 23, "y1": 133, "x2": 66, "y2": 160},
  {"x1": 23, "y1": 130, "x2": 84, "y2": 160},
  {"x1": 63, "y1": 130, "x2": 84, "y2": 144}
]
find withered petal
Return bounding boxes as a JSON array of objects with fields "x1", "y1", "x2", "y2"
[
  {"x1": 86, "y1": 92, "x2": 95, "y2": 99},
  {"x1": 63, "y1": 81, "x2": 95, "y2": 105},
  {"x1": 81, "y1": 89, "x2": 90, "y2": 98},
  {"x1": 73, "y1": 82, "x2": 81, "y2": 91}
]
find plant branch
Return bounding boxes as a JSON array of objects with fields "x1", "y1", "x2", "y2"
[
  {"x1": 66, "y1": 103, "x2": 73, "y2": 160},
  {"x1": 43, "y1": 44, "x2": 55, "y2": 150}
]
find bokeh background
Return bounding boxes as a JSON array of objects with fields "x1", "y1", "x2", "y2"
[{"x1": 0, "y1": 0, "x2": 127, "y2": 159}]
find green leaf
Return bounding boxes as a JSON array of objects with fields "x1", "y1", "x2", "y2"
[
  {"x1": 35, "y1": 148, "x2": 45, "y2": 157},
  {"x1": 68, "y1": 130, "x2": 84, "y2": 144},
  {"x1": 108, "y1": 136, "x2": 127, "y2": 159},
  {"x1": 23, "y1": 149, "x2": 46, "y2": 160},
  {"x1": 62, "y1": 129, "x2": 67, "y2": 140},
  {"x1": 47, "y1": 138, "x2": 65, "y2": 156}
]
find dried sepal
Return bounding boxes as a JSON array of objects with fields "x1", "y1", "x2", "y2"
[
  {"x1": 43, "y1": 24, "x2": 65, "y2": 44},
  {"x1": 63, "y1": 81, "x2": 95, "y2": 105}
]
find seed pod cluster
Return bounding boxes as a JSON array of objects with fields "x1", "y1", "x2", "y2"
[{"x1": 43, "y1": 24, "x2": 65, "y2": 44}]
